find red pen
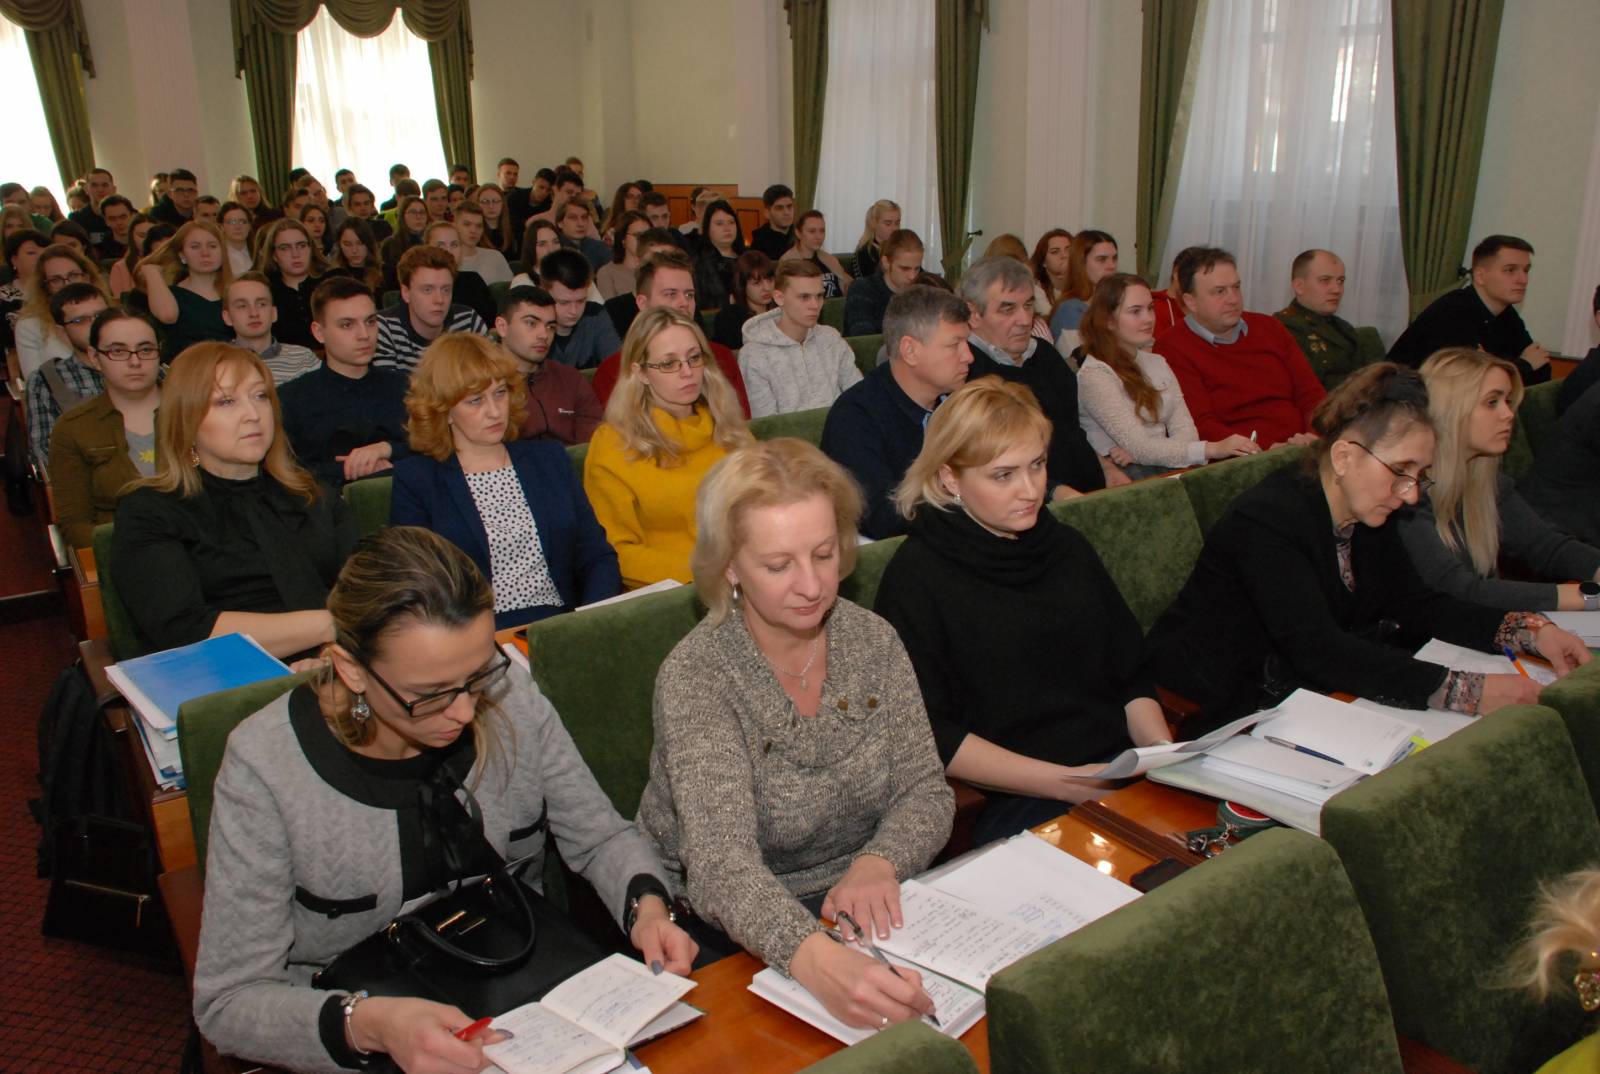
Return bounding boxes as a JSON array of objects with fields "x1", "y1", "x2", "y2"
[{"x1": 455, "y1": 1017, "x2": 493, "y2": 1041}]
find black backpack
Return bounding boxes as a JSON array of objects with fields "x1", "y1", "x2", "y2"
[{"x1": 30, "y1": 662, "x2": 128, "y2": 874}]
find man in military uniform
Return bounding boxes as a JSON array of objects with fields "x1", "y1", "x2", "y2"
[{"x1": 1275, "y1": 248, "x2": 1384, "y2": 389}]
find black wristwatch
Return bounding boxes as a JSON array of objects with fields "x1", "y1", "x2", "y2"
[{"x1": 1581, "y1": 580, "x2": 1599, "y2": 612}]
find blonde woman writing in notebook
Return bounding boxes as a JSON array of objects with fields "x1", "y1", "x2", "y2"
[{"x1": 637, "y1": 439, "x2": 952, "y2": 1031}]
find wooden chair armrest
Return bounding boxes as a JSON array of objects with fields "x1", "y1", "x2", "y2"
[
  {"x1": 159, "y1": 865, "x2": 205, "y2": 985},
  {"x1": 1398, "y1": 1035, "x2": 1477, "y2": 1073},
  {"x1": 79, "y1": 637, "x2": 122, "y2": 708},
  {"x1": 1156, "y1": 686, "x2": 1202, "y2": 736}
]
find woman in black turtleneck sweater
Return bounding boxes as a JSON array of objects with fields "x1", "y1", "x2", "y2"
[
  {"x1": 874, "y1": 377, "x2": 1171, "y2": 843},
  {"x1": 113, "y1": 343, "x2": 354, "y2": 659}
]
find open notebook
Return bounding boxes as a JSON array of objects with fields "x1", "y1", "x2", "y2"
[
  {"x1": 482, "y1": 954, "x2": 700, "y2": 1074},
  {"x1": 749, "y1": 832, "x2": 1141, "y2": 1038}
]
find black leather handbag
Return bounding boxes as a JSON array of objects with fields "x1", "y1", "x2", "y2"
[{"x1": 311, "y1": 869, "x2": 609, "y2": 1019}]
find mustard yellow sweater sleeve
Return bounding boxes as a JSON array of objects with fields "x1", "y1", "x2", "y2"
[{"x1": 583, "y1": 423, "x2": 699, "y2": 589}]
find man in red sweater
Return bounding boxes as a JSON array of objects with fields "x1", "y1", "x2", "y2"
[
  {"x1": 590, "y1": 249, "x2": 752, "y2": 417},
  {"x1": 1154, "y1": 246, "x2": 1324, "y2": 448}
]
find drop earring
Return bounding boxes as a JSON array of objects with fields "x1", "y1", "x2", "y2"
[
  {"x1": 350, "y1": 693, "x2": 371, "y2": 723},
  {"x1": 189, "y1": 445, "x2": 200, "y2": 467},
  {"x1": 731, "y1": 581, "x2": 742, "y2": 603}
]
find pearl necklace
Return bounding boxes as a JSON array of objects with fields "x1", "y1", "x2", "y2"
[{"x1": 771, "y1": 633, "x2": 821, "y2": 691}]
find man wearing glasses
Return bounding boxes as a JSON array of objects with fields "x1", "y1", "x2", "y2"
[
  {"x1": 152, "y1": 168, "x2": 201, "y2": 227},
  {"x1": 25, "y1": 284, "x2": 106, "y2": 469}
]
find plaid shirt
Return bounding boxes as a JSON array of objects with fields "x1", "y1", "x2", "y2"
[{"x1": 25, "y1": 353, "x2": 104, "y2": 469}]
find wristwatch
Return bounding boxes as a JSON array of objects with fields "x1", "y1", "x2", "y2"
[{"x1": 1581, "y1": 580, "x2": 1600, "y2": 611}]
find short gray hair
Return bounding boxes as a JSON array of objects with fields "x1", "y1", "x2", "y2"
[
  {"x1": 958, "y1": 256, "x2": 1034, "y2": 314},
  {"x1": 884, "y1": 286, "x2": 970, "y2": 362}
]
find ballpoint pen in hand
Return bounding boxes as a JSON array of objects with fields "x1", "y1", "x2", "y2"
[{"x1": 835, "y1": 911, "x2": 941, "y2": 1027}]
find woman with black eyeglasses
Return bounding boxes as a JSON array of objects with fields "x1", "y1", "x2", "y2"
[
  {"x1": 1144, "y1": 363, "x2": 1590, "y2": 729},
  {"x1": 193, "y1": 525, "x2": 696, "y2": 1074},
  {"x1": 48, "y1": 308, "x2": 163, "y2": 548}
]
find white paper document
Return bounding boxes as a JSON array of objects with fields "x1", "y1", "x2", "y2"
[
  {"x1": 1093, "y1": 710, "x2": 1266, "y2": 779},
  {"x1": 749, "y1": 953, "x2": 985, "y2": 1045},
  {"x1": 1247, "y1": 689, "x2": 1420, "y2": 776},
  {"x1": 1200, "y1": 736, "x2": 1365, "y2": 806},
  {"x1": 1545, "y1": 611, "x2": 1600, "y2": 645},
  {"x1": 1414, "y1": 638, "x2": 1557, "y2": 685},
  {"x1": 873, "y1": 880, "x2": 1051, "y2": 992}
]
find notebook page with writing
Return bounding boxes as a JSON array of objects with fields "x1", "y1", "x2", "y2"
[
  {"x1": 1246, "y1": 689, "x2": 1420, "y2": 775},
  {"x1": 927, "y1": 831, "x2": 1140, "y2": 942},
  {"x1": 748, "y1": 951, "x2": 985, "y2": 1045},
  {"x1": 539, "y1": 954, "x2": 694, "y2": 1049},
  {"x1": 874, "y1": 880, "x2": 1050, "y2": 992},
  {"x1": 482, "y1": 1004, "x2": 616, "y2": 1074}
]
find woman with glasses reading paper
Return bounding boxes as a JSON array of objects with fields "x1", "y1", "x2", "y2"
[
  {"x1": 48, "y1": 308, "x2": 163, "y2": 548},
  {"x1": 584, "y1": 306, "x2": 753, "y2": 588},
  {"x1": 194, "y1": 526, "x2": 696, "y2": 1074},
  {"x1": 1145, "y1": 363, "x2": 1590, "y2": 727}
]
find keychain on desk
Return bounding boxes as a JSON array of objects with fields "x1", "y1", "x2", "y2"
[{"x1": 1185, "y1": 801, "x2": 1277, "y2": 857}]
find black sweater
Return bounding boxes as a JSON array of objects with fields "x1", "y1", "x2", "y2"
[
  {"x1": 1144, "y1": 466, "x2": 1507, "y2": 722},
  {"x1": 874, "y1": 505, "x2": 1145, "y2": 766}
]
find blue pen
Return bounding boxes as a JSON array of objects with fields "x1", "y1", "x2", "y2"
[
  {"x1": 1502, "y1": 646, "x2": 1531, "y2": 678},
  {"x1": 1263, "y1": 735, "x2": 1345, "y2": 767}
]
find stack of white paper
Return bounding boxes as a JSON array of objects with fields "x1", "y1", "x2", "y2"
[
  {"x1": 1547, "y1": 612, "x2": 1600, "y2": 646},
  {"x1": 1248, "y1": 689, "x2": 1420, "y2": 776},
  {"x1": 1200, "y1": 736, "x2": 1365, "y2": 806},
  {"x1": 1414, "y1": 638, "x2": 1557, "y2": 685}
]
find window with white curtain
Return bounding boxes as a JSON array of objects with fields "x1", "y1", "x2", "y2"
[
  {"x1": 291, "y1": 8, "x2": 447, "y2": 193},
  {"x1": 1160, "y1": 0, "x2": 1408, "y2": 342},
  {"x1": 0, "y1": 15, "x2": 66, "y2": 204},
  {"x1": 813, "y1": 0, "x2": 943, "y2": 271}
]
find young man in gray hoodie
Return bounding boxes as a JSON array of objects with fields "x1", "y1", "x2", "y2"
[{"x1": 738, "y1": 258, "x2": 862, "y2": 418}]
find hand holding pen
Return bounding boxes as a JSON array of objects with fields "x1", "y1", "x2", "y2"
[{"x1": 835, "y1": 910, "x2": 941, "y2": 1027}]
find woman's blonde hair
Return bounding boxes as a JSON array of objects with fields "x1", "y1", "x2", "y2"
[
  {"x1": 20, "y1": 243, "x2": 110, "y2": 336},
  {"x1": 253, "y1": 216, "x2": 331, "y2": 279},
  {"x1": 894, "y1": 376, "x2": 1053, "y2": 519},
  {"x1": 1420, "y1": 347, "x2": 1525, "y2": 576},
  {"x1": 316, "y1": 526, "x2": 508, "y2": 784},
  {"x1": 135, "y1": 219, "x2": 234, "y2": 293},
  {"x1": 857, "y1": 199, "x2": 901, "y2": 250},
  {"x1": 1507, "y1": 867, "x2": 1600, "y2": 1005},
  {"x1": 601, "y1": 305, "x2": 752, "y2": 465},
  {"x1": 405, "y1": 334, "x2": 528, "y2": 461},
  {"x1": 691, "y1": 438, "x2": 863, "y2": 625},
  {"x1": 130, "y1": 342, "x2": 319, "y2": 502}
]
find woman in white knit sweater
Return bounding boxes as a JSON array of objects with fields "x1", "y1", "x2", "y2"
[{"x1": 1076, "y1": 273, "x2": 1260, "y2": 477}]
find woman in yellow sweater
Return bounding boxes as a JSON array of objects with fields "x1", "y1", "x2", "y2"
[{"x1": 585, "y1": 306, "x2": 752, "y2": 588}]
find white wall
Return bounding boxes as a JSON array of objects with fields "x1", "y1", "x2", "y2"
[
  {"x1": 468, "y1": 0, "x2": 588, "y2": 184},
  {"x1": 628, "y1": 0, "x2": 740, "y2": 184},
  {"x1": 1466, "y1": 0, "x2": 1600, "y2": 347}
]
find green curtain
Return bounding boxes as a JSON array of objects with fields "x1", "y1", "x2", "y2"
[
  {"x1": 934, "y1": 0, "x2": 984, "y2": 283},
  {"x1": 1390, "y1": 0, "x2": 1505, "y2": 318},
  {"x1": 230, "y1": 0, "x2": 473, "y2": 203},
  {"x1": 426, "y1": 5, "x2": 474, "y2": 172},
  {"x1": 786, "y1": 0, "x2": 828, "y2": 213},
  {"x1": 1135, "y1": 0, "x2": 1205, "y2": 281},
  {"x1": 1, "y1": 0, "x2": 95, "y2": 190}
]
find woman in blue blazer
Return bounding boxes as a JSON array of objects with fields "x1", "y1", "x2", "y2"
[{"x1": 392, "y1": 334, "x2": 621, "y2": 629}]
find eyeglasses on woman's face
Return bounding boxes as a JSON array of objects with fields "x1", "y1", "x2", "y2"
[
  {"x1": 642, "y1": 352, "x2": 705, "y2": 374},
  {"x1": 95, "y1": 342, "x2": 160, "y2": 361},
  {"x1": 1346, "y1": 439, "x2": 1434, "y2": 497},
  {"x1": 360, "y1": 647, "x2": 512, "y2": 719}
]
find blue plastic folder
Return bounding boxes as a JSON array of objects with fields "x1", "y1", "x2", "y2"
[{"x1": 108, "y1": 633, "x2": 290, "y2": 741}]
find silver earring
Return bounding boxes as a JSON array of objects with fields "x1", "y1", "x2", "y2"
[
  {"x1": 953, "y1": 493, "x2": 963, "y2": 505},
  {"x1": 351, "y1": 693, "x2": 371, "y2": 723},
  {"x1": 731, "y1": 582, "x2": 741, "y2": 602}
]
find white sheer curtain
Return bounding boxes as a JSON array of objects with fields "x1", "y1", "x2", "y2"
[
  {"x1": 291, "y1": 8, "x2": 447, "y2": 191},
  {"x1": 813, "y1": 0, "x2": 943, "y2": 271},
  {"x1": 0, "y1": 15, "x2": 67, "y2": 203},
  {"x1": 1160, "y1": 0, "x2": 1408, "y2": 342}
]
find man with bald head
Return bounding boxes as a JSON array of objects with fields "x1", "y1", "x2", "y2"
[{"x1": 1274, "y1": 248, "x2": 1384, "y2": 389}]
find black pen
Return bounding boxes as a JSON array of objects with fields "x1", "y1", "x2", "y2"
[{"x1": 834, "y1": 911, "x2": 942, "y2": 1028}]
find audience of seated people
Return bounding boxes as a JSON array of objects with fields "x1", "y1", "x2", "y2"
[
  {"x1": 1047, "y1": 229, "x2": 1120, "y2": 346},
  {"x1": 738, "y1": 259, "x2": 861, "y2": 419},
  {"x1": 1076, "y1": 272, "x2": 1260, "y2": 477},
  {"x1": 690, "y1": 199, "x2": 746, "y2": 311},
  {"x1": 391, "y1": 333, "x2": 620, "y2": 629},
  {"x1": 749, "y1": 183, "x2": 796, "y2": 261},
  {"x1": 1396, "y1": 348, "x2": 1600, "y2": 612},
  {"x1": 16, "y1": 242, "x2": 111, "y2": 380},
  {"x1": 584, "y1": 306, "x2": 753, "y2": 588},
  {"x1": 25, "y1": 283, "x2": 108, "y2": 468},
  {"x1": 636, "y1": 437, "x2": 952, "y2": 1028},
  {"x1": 853, "y1": 199, "x2": 900, "y2": 280},
  {"x1": 960, "y1": 255, "x2": 1118, "y2": 498},
  {"x1": 1389, "y1": 234, "x2": 1552, "y2": 385},
  {"x1": 139, "y1": 220, "x2": 233, "y2": 358},
  {"x1": 281, "y1": 276, "x2": 411, "y2": 490},
  {"x1": 493, "y1": 285, "x2": 604, "y2": 445},
  {"x1": 539, "y1": 248, "x2": 621, "y2": 369},
  {"x1": 1144, "y1": 363, "x2": 1589, "y2": 728},
  {"x1": 374, "y1": 245, "x2": 489, "y2": 374},
  {"x1": 47, "y1": 306, "x2": 162, "y2": 548},
  {"x1": 1155, "y1": 245, "x2": 1326, "y2": 449},
  {"x1": 423, "y1": 220, "x2": 496, "y2": 325},
  {"x1": 592, "y1": 249, "x2": 751, "y2": 415},
  {"x1": 602, "y1": 227, "x2": 682, "y2": 338},
  {"x1": 781, "y1": 209, "x2": 850, "y2": 299},
  {"x1": 1273, "y1": 248, "x2": 1385, "y2": 389},
  {"x1": 112, "y1": 341, "x2": 356, "y2": 658},
  {"x1": 710, "y1": 250, "x2": 776, "y2": 350}
]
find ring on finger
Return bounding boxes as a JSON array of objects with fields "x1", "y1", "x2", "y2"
[{"x1": 879, "y1": 1016, "x2": 889, "y2": 1029}]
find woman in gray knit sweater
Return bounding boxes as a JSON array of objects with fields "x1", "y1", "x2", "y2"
[
  {"x1": 193, "y1": 527, "x2": 695, "y2": 1074},
  {"x1": 1396, "y1": 348, "x2": 1600, "y2": 611},
  {"x1": 636, "y1": 439, "x2": 953, "y2": 1033}
]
